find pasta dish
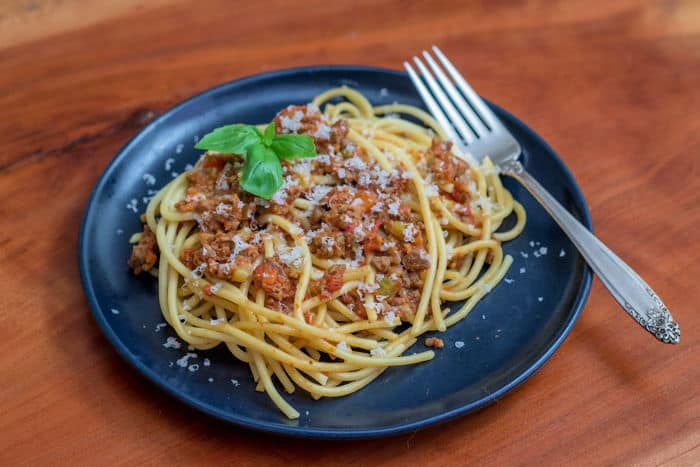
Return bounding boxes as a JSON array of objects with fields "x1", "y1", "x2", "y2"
[{"x1": 127, "y1": 87, "x2": 526, "y2": 418}]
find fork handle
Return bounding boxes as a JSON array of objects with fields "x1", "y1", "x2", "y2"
[{"x1": 500, "y1": 159, "x2": 680, "y2": 344}]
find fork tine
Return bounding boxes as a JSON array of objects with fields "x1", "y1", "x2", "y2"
[
  {"x1": 432, "y1": 46, "x2": 500, "y2": 129},
  {"x1": 403, "y1": 62, "x2": 464, "y2": 148},
  {"x1": 412, "y1": 57, "x2": 477, "y2": 144},
  {"x1": 421, "y1": 51, "x2": 489, "y2": 137}
]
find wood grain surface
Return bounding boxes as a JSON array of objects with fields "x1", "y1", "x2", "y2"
[{"x1": 1, "y1": 0, "x2": 699, "y2": 465}]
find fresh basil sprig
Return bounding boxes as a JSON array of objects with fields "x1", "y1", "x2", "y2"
[{"x1": 195, "y1": 122, "x2": 316, "y2": 199}]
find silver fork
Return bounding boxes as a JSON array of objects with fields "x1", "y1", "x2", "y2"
[{"x1": 405, "y1": 46, "x2": 679, "y2": 344}]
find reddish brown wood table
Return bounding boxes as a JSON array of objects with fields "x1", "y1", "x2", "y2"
[{"x1": 2, "y1": 1, "x2": 699, "y2": 465}]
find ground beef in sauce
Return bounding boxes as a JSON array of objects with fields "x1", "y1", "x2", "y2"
[
  {"x1": 385, "y1": 273, "x2": 422, "y2": 321},
  {"x1": 129, "y1": 104, "x2": 452, "y2": 321},
  {"x1": 323, "y1": 265, "x2": 346, "y2": 296},
  {"x1": 310, "y1": 230, "x2": 347, "y2": 258},
  {"x1": 428, "y1": 139, "x2": 472, "y2": 204},
  {"x1": 128, "y1": 225, "x2": 158, "y2": 274},
  {"x1": 340, "y1": 292, "x2": 367, "y2": 319},
  {"x1": 309, "y1": 188, "x2": 355, "y2": 229},
  {"x1": 274, "y1": 105, "x2": 349, "y2": 153},
  {"x1": 370, "y1": 255, "x2": 393, "y2": 273},
  {"x1": 316, "y1": 264, "x2": 345, "y2": 300},
  {"x1": 175, "y1": 164, "x2": 251, "y2": 233},
  {"x1": 265, "y1": 296, "x2": 293, "y2": 314},
  {"x1": 253, "y1": 258, "x2": 293, "y2": 301},
  {"x1": 308, "y1": 264, "x2": 346, "y2": 300},
  {"x1": 403, "y1": 249, "x2": 430, "y2": 272},
  {"x1": 180, "y1": 232, "x2": 261, "y2": 281}
]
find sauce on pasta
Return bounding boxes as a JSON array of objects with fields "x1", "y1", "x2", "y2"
[{"x1": 128, "y1": 87, "x2": 526, "y2": 418}]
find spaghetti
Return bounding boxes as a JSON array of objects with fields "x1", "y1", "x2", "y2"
[{"x1": 128, "y1": 87, "x2": 526, "y2": 418}]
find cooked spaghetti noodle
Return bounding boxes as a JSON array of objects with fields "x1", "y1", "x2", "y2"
[{"x1": 128, "y1": 87, "x2": 526, "y2": 418}]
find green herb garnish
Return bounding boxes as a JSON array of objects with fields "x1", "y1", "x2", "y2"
[
  {"x1": 377, "y1": 276, "x2": 397, "y2": 297},
  {"x1": 195, "y1": 122, "x2": 316, "y2": 199}
]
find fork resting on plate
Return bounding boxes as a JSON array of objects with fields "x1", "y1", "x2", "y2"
[{"x1": 405, "y1": 46, "x2": 679, "y2": 344}]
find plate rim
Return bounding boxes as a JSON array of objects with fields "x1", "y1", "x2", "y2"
[{"x1": 79, "y1": 65, "x2": 593, "y2": 439}]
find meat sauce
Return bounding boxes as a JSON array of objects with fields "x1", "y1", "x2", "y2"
[
  {"x1": 128, "y1": 225, "x2": 158, "y2": 274},
  {"x1": 129, "y1": 103, "x2": 475, "y2": 320}
]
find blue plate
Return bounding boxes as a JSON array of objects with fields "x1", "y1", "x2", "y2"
[{"x1": 79, "y1": 66, "x2": 592, "y2": 438}]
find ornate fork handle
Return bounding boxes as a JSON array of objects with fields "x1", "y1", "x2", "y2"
[{"x1": 501, "y1": 159, "x2": 680, "y2": 344}]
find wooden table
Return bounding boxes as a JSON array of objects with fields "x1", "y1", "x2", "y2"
[{"x1": 2, "y1": 1, "x2": 699, "y2": 465}]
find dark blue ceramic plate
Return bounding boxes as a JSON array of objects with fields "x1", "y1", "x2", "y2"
[{"x1": 79, "y1": 66, "x2": 592, "y2": 439}]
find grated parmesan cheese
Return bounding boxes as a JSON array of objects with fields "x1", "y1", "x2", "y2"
[
  {"x1": 215, "y1": 164, "x2": 231, "y2": 191},
  {"x1": 292, "y1": 159, "x2": 312, "y2": 179},
  {"x1": 345, "y1": 156, "x2": 366, "y2": 171},
  {"x1": 271, "y1": 188, "x2": 288, "y2": 205},
  {"x1": 215, "y1": 203, "x2": 230, "y2": 215},
  {"x1": 387, "y1": 200, "x2": 401, "y2": 216},
  {"x1": 126, "y1": 198, "x2": 138, "y2": 213},
  {"x1": 280, "y1": 111, "x2": 303, "y2": 132},
  {"x1": 403, "y1": 224, "x2": 416, "y2": 242},
  {"x1": 163, "y1": 337, "x2": 182, "y2": 349},
  {"x1": 176, "y1": 352, "x2": 197, "y2": 368},
  {"x1": 231, "y1": 236, "x2": 251, "y2": 258},
  {"x1": 306, "y1": 185, "x2": 332, "y2": 205},
  {"x1": 278, "y1": 246, "x2": 303, "y2": 269},
  {"x1": 313, "y1": 124, "x2": 331, "y2": 140},
  {"x1": 358, "y1": 172, "x2": 371, "y2": 186}
]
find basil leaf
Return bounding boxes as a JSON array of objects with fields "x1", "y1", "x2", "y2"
[
  {"x1": 240, "y1": 143, "x2": 283, "y2": 199},
  {"x1": 262, "y1": 122, "x2": 276, "y2": 146},
  {"x1": 270, "y1": 134, "x2": 317, "y2": 160},
  {"x1": 195, "y1": 125, "x2": 261, "y2": 154}
]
